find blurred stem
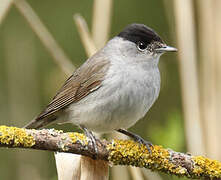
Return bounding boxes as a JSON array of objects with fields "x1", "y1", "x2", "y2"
[
  {"x1": 213, "y1": 0, "x2": 221, "y2": 160},
  {"x1": 80, "y1": 156, "x2": 109, "y2": 180},
  {"x1": 92, "y1": 0, "x2": 112, "y2": 49},
  {"x1": 197, "y1": 0, "x2": 218, "y2": 159},
  {"x1": 141, "y1": 169, "x2": 163, "y2": 180},
  {"x1": 0, "y1": 0, "x2": 12, "y2": 24},
  {"x1": 128, "y1": 167, "x2": 144, "y2": 180},
  {"x1": 173, "y1": 0, "x2": 205, "y2": 155},
  {"x1": 73, "y1": 14, "x2": 97, "y2": 57},
  {"x1": 111, "y1": 166, "x2": 130, "y2": 180},
  {"x1": 162, "y1": 0, "x2": 175, "y2": 39},
  {"x1": 14, "y1": 0, "x2": 74, "y2": 76}
]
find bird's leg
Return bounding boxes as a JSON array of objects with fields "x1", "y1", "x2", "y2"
[
  {"x1": 79, "y1": 125, "x2": 99, "y2": 159},
  {"x1": 117, "y1": 128, "x2": 153, "y2": 154}
]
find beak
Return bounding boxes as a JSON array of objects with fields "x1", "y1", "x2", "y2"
[{"x1": 155, "y1": 45, "x2": 177, "y2": 53}]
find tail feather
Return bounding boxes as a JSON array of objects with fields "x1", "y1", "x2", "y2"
[{"x1": 24, "y1": 115, "x2": 57, "y2": 129}]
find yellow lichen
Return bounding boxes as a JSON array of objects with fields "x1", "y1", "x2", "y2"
[
  {"x1": 107, "y1": 140, "x2": 174, "y2": 171},
  {"x1": 107, "y1": 140, "x2": 186, "y2": 177},
  {"x1": 68, "y1": 132, "x2": 88, "y2": 145},
  {"x1": 193, "y1": 156, "x2": 221, "y2": 178},
  {"x1": 107, "y1": 139, "x2": 221, "y2": 179},
  {"x1": 0, "y1": 126, "x2": 35, "y2": 147}
]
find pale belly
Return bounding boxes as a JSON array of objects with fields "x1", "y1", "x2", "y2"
[{"x1": 64, "y1": 68, "x2": 160, "y2": 133}]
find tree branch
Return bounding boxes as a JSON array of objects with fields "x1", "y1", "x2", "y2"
[{"x1": 0, "y1": 125, "x2": 220, "y2": 179}]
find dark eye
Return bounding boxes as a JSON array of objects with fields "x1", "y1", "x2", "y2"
[{"x1": 137, "y1": 42, "x2": 148, "y2": 51}]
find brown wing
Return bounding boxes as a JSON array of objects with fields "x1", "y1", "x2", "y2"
[{"x1": 36, "y1": 57, "x2": 110, "y2": 121}]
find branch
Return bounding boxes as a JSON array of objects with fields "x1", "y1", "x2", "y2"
[{"x1": 0, "y1": 125, "x2": 220, "y2": 179}]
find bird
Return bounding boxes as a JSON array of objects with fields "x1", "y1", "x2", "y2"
[{"x1": 24, "y1": 23, "x2": 177, "y2": 153}]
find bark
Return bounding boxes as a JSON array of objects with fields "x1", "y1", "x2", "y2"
[{"x1": 0, "y1": 125, "x2": 220, "y2": 179}]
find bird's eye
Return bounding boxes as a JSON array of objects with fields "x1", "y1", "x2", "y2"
[{"x1": 137, "y1": 42, "x2": 148, "y2": 51}]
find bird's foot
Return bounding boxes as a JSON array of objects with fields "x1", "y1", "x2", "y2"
[
  {"x1": 117, "y1": 129, "x2": 153, "y2": 155},
  {"x1": 80, "y1": 125, "x2": 101, "y2": 159}
]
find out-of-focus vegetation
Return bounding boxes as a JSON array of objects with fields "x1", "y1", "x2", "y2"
[{"x1": 0, "y1": 0, "x2": 220, "y2": 180}]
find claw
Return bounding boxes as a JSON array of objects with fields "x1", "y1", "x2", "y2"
[
  {"x1": 134, "y1": 136, "x2": 153, "y2": 154},
  {"x1": 117, "y1": 128, "x2": 153, "y2": 154},
  {"x1": 80, "y1": 125, "x2": 99, "y2": 159}
]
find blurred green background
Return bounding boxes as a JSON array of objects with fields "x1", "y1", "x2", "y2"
[{"x1": 1, "y1": 0, "x2": 220, "y2": 179}]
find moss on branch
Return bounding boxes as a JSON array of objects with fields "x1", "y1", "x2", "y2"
[{"x1": 0, "y1": 125, "x2": 220, "y2": 179}]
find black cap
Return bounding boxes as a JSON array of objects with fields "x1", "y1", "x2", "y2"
[{"x1": 117, "y1": 24, "x2": 163, "y2": 45}]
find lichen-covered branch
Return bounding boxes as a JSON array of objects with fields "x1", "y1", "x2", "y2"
[{"x1": 0, "y1": 125, "x2": 220, "y2": 179}]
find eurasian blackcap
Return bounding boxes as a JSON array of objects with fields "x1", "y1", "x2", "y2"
[{"x1": 25, "y1": 23, "x2": 177, "y2": 153}]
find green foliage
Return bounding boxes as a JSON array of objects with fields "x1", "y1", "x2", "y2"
[{"x1": 149, "y1": 110, "x2": 185, "y2": 152}]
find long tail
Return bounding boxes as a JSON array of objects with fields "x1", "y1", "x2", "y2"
[{"x1": 24, "y1": 115, "x2": 57, "y2": 129}]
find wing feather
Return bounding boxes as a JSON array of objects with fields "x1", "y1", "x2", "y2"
[{"x1": 36, "y1": 58, "x2": 109, "y2": 120}]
